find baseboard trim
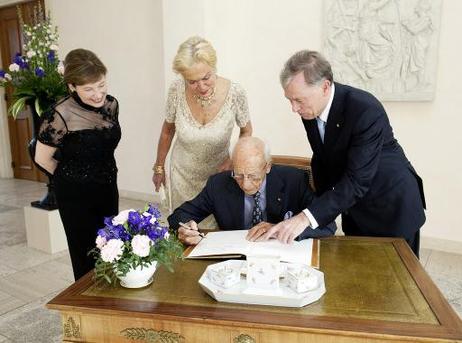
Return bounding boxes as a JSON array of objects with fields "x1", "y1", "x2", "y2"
[{"x1": 421, "y1": 235, "x2": 462, "y2": 255}]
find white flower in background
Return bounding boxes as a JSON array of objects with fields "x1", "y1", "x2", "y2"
[
  {"x1": 26, "y1": 31, "x2": 32, "y2": 36},
  {"x1": 100, "y1": 239, "x2": 124, "y2": 262},
  {"x1": 4, "y1": 73, "x2": 12, "y2": 81},
  {"x1": 57, "y1": 61, "x2": 64, "y2": 75},
  {"x1": 95, "y1": 235, "x2": 107, "y2": 249},
  {"x1": 26, "y1": 50, "x2": 36, "y2": 58},
  {"x1": 112, "y1": 209, "x2": 135, "y2": 225},
  {"x1": 8, "y1": 63, "x2": 19, "y2": 72},
  {"x1": 131, "y1": 235, "x2": 152, "y2": 257},
  {"x1": 49, "y1": 44, "x2": 59, "y2": 51}
]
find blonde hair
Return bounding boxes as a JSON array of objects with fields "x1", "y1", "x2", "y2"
[{"x1": 172, "y1": 36, "x2": 217, "y2": 75}]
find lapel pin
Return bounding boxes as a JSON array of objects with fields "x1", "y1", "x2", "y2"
[
  {"x1": 277, "y1": 197, "x2": 281, "y2": 202},
  {"x1": 336, "y1": 123, "x2": 340, "y2": 127}
]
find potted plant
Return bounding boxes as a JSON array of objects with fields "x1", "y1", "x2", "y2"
[
  {"x1": 0, "y1": 5, "x2": 68, "y2": 210},
  {"x1": 0, "y1": 6, "x2": 67, "y2": 118},
  {"x1": 89, "y1": 203, "x2": 184, "y2": 288}
]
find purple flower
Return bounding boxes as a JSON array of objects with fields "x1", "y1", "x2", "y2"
[
  {"x1": 128, "y1": 211, "x2": 142, "y2": 229},
  {"x1": 35, "y1": 67, "x2": 45, "y2": 77},
  {"x1": 111, "y1": 224, "x2": 131, "y2": 241},
  {"x1": 146, "y1": 225, "x2": 168, "y2": 242},
  {"x1": 13, "y1": 54, "x2": 28, "y2": 69},
  {"x1": 0, "y1": 70, "x2": 5, "y2": 78},
  {"x1": 104, "y1": 216, "x2": 114, "y2": 228},
  {"x1": 97, "y1": 227, "x2": 110, "y2": 239},
  {"x1": 47, "y1": 50, "x2": 55, "y2": 62},
  {"x1": 146, "y1": 203, "x2": 161, "y2": 218}
]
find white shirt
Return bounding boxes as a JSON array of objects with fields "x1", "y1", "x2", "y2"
[{"x1": 303, "y1": 83, "x2": 335, "y2": 229}]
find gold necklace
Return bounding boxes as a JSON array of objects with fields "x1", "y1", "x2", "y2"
[{"x1": 193, "y1": 87, "x2": 216, "y2": 108}]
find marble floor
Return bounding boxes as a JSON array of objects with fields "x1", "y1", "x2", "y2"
[{"x1": 0, "y1": 178, "x2": 460, "y2": 342}]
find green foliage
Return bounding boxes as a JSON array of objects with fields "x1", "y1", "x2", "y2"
[{"x1": 0, "y1": 5, "x2": 67, "y2": 118}]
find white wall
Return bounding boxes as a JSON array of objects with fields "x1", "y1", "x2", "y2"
[
  {"x1": 160, "y1": 0, "x2": 462, "y2": 244},
  {"x1": 46, "y1": 0, "x2": 165, "y2": 199}
]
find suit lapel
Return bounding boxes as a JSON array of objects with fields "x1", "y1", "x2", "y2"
[
  {"x1": 302, "y1": 118, "x2": 324, "y2": 156},
  {"x1": 225, "y1": 177, "x2": 246, "y2": 229},
  {"x1": 323, "y1": 83, "x2": 345, "y2": 150},
  {"x1": 265, "y1": 169, "x2": 284, "y2": 223}
]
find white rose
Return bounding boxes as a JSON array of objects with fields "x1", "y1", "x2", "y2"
[
  {"x1": 131, "y1": 235, "x2": 152, "y2": 258},
  {"x1": 112, "y1": 209, "x2": 135, "y2": 225},
  {"x1": 26, "y1": 50, "x2": 36, "y2": 58},
  {"x1": 8, "y1": 63, "x2": 20, "y2": 72},
  {"x1": 100, "y1": 239, "x2": 124, "y2": 262},
  {"x1": 95, "y1": 235, "x2": 107, "y2": 249},
  {"x1": 49, "y1": 44, "x2": 59, "y2": 51},
  {"x1": 4, "y1": 73, "x2": 12, "y2": 81}
]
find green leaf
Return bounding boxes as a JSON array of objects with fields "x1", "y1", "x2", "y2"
[
  {"x1": 34, "y1": 98, "x2": 42, "y2": 116},
  {"x1": 8, "y1": 97, "x2": 30, "y2": 119}
]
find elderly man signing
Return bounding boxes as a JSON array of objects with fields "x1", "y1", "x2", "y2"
[{"x1": 168, "y1": 137, "x2": 335, "y2": 246}]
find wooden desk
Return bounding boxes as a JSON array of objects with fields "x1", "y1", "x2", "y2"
[{"x1": 47, "y1": 237, "x2": 462, "y2": 343}]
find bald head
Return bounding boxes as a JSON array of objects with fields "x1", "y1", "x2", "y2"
[
  {"x1": 232, "y1": 137, "x2": 270, "y2": 165},
  {"x1": 231, "y1": 137, "x2": 272, "y2": 195}
]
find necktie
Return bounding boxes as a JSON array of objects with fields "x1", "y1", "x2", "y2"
[
  {"x1": 252, "y1": 191, "x2": 263, "y2": 226},
  {"x1": 317, "y1": 118, "x2": 326, "y2": 143}
]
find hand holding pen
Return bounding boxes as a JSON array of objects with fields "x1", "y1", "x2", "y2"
[{"x1": 178, "y1": 221, "x2": 205, "y2": 246}]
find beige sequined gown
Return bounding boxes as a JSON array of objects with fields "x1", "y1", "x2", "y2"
[{"x1": 165, "y1": 78, "x2": 250, "y2": 228}]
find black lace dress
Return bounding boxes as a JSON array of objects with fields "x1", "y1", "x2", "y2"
[{"x1": 38, "y1": 92, "x2": 121, "y2": 280}]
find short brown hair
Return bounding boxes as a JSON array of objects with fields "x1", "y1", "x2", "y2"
[
  {"x1": 63, "y1": 49, "x2": 107, "y2": 85},
  {"x1": 280, "y1": 50, "x2": 333, "y2": 88}
]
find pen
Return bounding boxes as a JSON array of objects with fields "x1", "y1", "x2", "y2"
[{"x1": 179, "y1": 222, "x2": 206, "y2": 238}]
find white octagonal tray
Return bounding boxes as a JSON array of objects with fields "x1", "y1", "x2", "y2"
[{"x1": 199, "y1": 260, "x2": 325, "y2": 308}]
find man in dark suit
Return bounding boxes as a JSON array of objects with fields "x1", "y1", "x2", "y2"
[
  {"x1": 168, "y1": 137, "x2": 335, "y2": 246},
  {"x1": 254, "y1": 50, "x2": 426, "y2": 257}
]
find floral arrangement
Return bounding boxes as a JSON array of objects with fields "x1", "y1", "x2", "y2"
[
  {"x1": 0, "y1": 5, "x2": 67, "y2": 118},
  {"x1": 89, "y1": 204, "x2": 184, "y2": 285}
]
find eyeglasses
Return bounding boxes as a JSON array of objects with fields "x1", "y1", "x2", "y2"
[{"x1": 231, "y1": 164, "x2": 267, "y2": 183}]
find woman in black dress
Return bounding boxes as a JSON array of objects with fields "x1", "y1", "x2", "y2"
[{"x1": 35, "y1": 49, "x2": 121, "y2": 280}]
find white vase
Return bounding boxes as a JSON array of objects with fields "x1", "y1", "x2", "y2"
[{"x1": 116, "y1": 261, "x2": 158, "y2": 288}]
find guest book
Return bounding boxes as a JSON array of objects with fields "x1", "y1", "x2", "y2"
[{"x1": 184, "y1": 230, "x2": 319, "y2": 267}]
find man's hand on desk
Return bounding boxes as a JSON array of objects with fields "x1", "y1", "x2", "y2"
[
  {"x1": 178, "y1": 220, "x2": 203, "y2": 246},
  {"x1": 249, "y1": 212, "x2": 310, "y2": 244},
  {"x1": 246, "y1": 221, "x2": 275, "y2": 241}
]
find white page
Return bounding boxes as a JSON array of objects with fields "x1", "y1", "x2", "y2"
[
  {"x1": 188, "y1": 230, "x2": 251, "y2": 257},
  {"x1": 248, "y1": 239, "x2": 313, "y2": 265},
  {"x1": 188, "y1": 230, "x2": 313, "y2": 265}
]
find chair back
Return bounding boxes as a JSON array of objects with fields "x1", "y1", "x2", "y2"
[{"x1": 271, "y1": 155, "x2": 314, "y2": 190}]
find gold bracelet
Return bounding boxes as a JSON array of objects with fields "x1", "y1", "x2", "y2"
[{"x1": 152, "y1": 165, "x2": 164, "y2": 174}]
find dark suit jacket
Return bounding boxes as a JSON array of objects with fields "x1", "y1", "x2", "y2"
[
  {"x1": 303, "y1": 83, "x2": 426, "y2": 239},
  {"x1": 168, "y1": 165, "x2": 335, "y2": 239}
]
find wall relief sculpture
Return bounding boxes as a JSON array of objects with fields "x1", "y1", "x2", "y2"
[{"x1": 324, "y1": 0, "x2": 441, "y2": 101}]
